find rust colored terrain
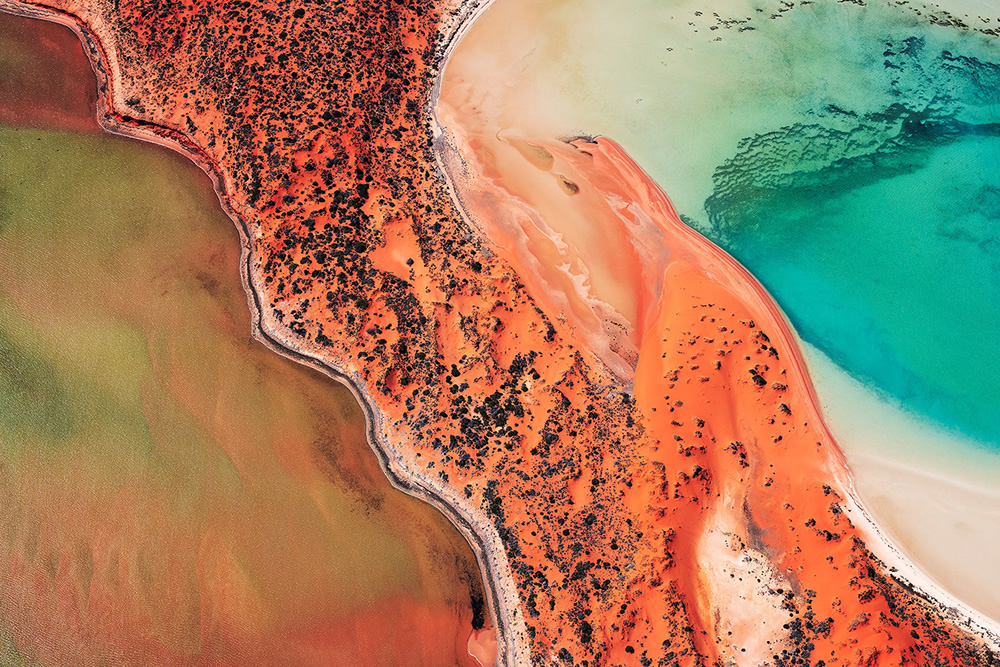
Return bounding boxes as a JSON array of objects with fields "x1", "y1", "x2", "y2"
[
  {"x1": 0, "y1": 12, "x2": 492, "y2": 667},
  {"x1": 1, "y1": 0, "x2": 997, "y2": 665}
]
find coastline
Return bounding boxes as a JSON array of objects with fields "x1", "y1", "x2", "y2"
[
  {"x1": 431, "y1": 0, "x2": 1000, "y2": 653},
  {"x1": 0, "y1": 1, "x2": 523, "y2": 665},
  {"x1": 591, "y1": 141, "x2": 998, "y2": 643},
  {"x1": 431, "y1": 53, "x2": 1000, "y2": 656},
  {"x1": 806, "y1": 343, "x2": 1000, "y2": 622},
  {"x1": 432, "y1": 0, "x2": 1000, "y2": 648},
  {"x1": 3, "y1": 0, "x2": 999, "y2": 662}
]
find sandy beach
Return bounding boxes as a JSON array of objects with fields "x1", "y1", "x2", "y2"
[
  {"x1": 432, "y1": 95, "x2": 1000, "y2": 659},
  {"x1": 436, "y1": 0, "x2": 1000, "y2": 654},
  {"x1": 3, "y1": 0, "x2": 999, "y2": 663},
  {"x1": 807, "y1": 344, "x2": 1000, "y2": 622}
]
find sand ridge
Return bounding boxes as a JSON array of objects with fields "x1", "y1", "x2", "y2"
[
  {"x1": 2, "y1": 0, "x2": 998, "y2": 664},
  {"x1": 435, "y1": 54, "x2": 1000, "y2": 659}
]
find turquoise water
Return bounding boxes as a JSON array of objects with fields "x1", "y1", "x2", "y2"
[
  {"x1": 465, "y1": 0, "x2": 1000, "y2": 446},
  {"x1": 700, "y1": 35, "x2": 1000, "y2": 444},
  {"x1": 715, "y1": 136, "x2": 1000, "y2": 442}
]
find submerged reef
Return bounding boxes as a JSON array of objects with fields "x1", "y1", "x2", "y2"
[
  {"x1": 703, "y1": 41, "x2": 1000, "y2": 444},
  {"x1": 1, "y1": 0, "x2": 998, "y2": 665}
]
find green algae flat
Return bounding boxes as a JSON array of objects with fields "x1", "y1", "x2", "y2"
[{"x1": 0, "y1": 122, "x2": 486, "y2": 664}]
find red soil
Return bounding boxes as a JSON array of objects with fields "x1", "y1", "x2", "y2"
[
  {"x1": 441, "y1": 127, "x2": 1000, "y2": 665},
  {"x1": 0, "y1": 9, "x2": 488, "y2": 667},
  {"x1": 1, "y1": 0, "x2": 996, "y2": 665}
]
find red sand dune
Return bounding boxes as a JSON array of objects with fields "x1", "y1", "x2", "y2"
[{"x1": 1, "y1": 0, "x2": 998, "y2": 664}]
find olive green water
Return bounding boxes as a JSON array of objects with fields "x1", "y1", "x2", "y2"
[{"x1": 0, "y1": 118, "x2": 482, "y2": 665}]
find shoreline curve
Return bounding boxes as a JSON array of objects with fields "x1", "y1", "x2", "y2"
[
  {"x1": 0, "y1": 1, "x2": 524, "y2": 665},
  {"x1": 429, "y1": 1, "x2": 1000, "y2": 651}
]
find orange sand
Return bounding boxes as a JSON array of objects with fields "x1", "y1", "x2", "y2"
[
  {"x1": 1, "y1": 0, "x2": 997, "y2": 664},
  {"x1": 0, "y1": 8, "x2": 489, "y2": 666},
  {"x1": 434, "y1": 109, "x2": 1000, "y2": 662}
]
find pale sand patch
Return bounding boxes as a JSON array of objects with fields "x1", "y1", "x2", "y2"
[
  {"x1": 436, "y1": 0, "x2": 1000, "y2": 231},
  {"x1": 931, "y1": 0, "x2": 1000, "y2": 22},
  {"x1": 805, "y1": 343, "x2": 1000, "y2": 622}
]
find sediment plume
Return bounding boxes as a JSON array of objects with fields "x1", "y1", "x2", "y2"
[{"x1": 1, "y1": 0, "x2": 998, "y2": 664}]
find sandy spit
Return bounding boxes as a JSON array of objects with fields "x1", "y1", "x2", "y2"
[{"x1": 429, "y1": 0, "x2": 1000, "y2": 655}]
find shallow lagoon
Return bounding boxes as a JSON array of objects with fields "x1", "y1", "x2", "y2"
[
  {"x1": 0, "y1": 14, "x2": 486, "y2": 664},
  {"x1": 450, "y1": 0, "x2": 1000, "y2": 446},
  {"x1": 443, "y1": 0, "x2": 1000, "y2": 620}
]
